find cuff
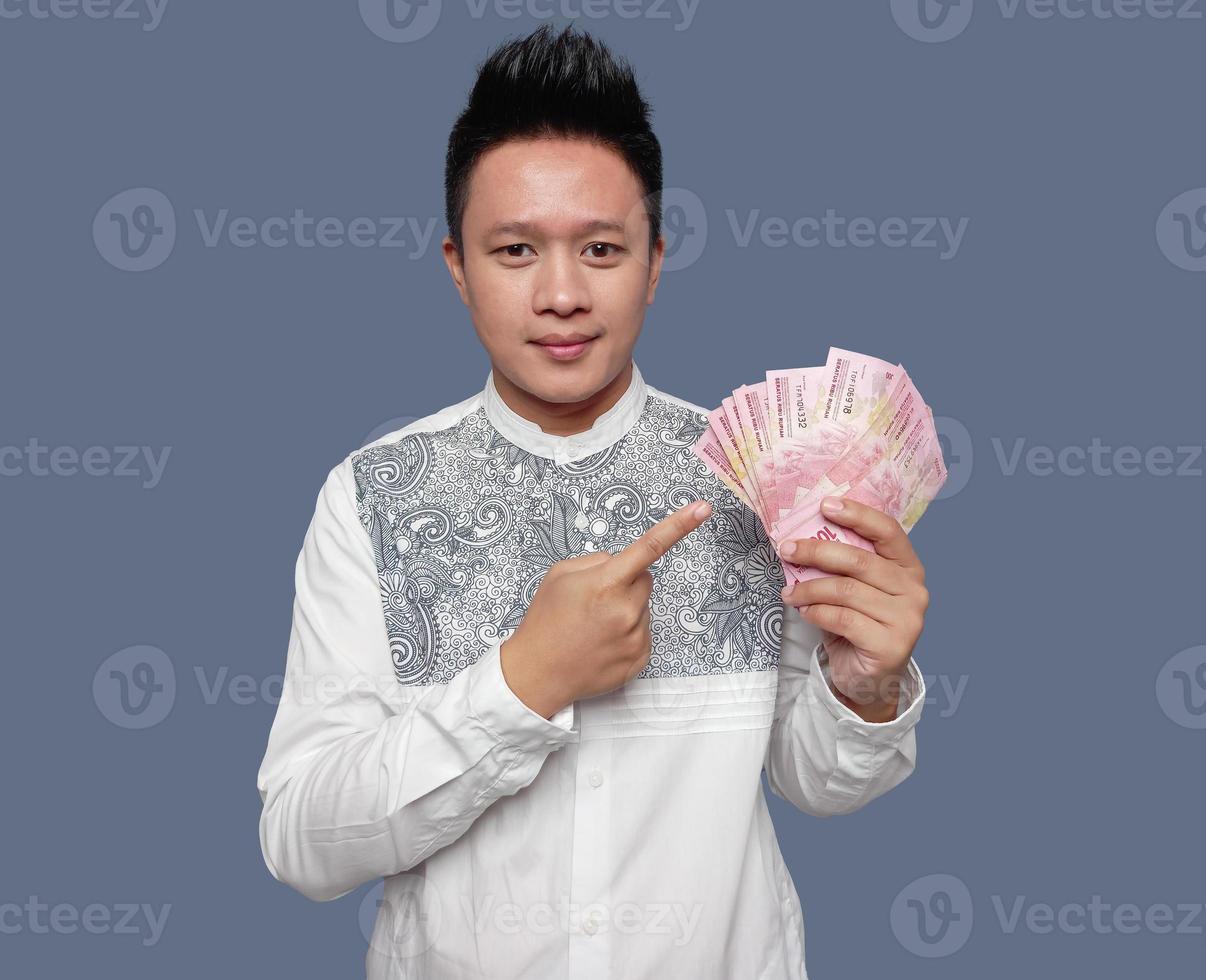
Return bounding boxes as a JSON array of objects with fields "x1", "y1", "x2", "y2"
[
  {"x1": 808, "y1": 641, "x2": 926, "y2": 744},
  {"x1": 468, "y1": 639, "x2": 577, "y2": 753}
]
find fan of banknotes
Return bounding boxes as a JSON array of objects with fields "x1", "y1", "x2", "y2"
[{"x1": 691, "y1": 347, "x2": 948, "y2": 587}]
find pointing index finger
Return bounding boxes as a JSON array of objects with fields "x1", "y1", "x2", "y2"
[{"x1": 610, "y1": 500, "x2": 712, "y2": 583}]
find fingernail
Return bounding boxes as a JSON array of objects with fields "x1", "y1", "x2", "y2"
[
  {"x1": 821, "y1": 496, "x2": 843, "y2": 513},
  {"x1": 692, "y1": 501, "x2": 711, "y2": 519},
  {"x1": 780, "y1": 585, "x2": 792, "y2": 599},
  {"x1": 780, "y1": 541, "x2": 797, "y2": 559}
]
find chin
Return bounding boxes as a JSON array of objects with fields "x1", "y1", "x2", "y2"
[{"x1": 511, "y1": 348, "x2": 613, "y2": 402}]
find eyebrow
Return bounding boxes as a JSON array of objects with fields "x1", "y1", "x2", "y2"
[{"x1": 486, "y1": 219, "x2": 628, "y2": 238}]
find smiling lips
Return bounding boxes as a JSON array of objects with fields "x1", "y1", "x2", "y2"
[{"x1": 531, "y1": 332, "x2": 598, "y2": 360}]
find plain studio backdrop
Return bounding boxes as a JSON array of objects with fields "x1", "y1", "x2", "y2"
[{"x1": 1, "y1": 3, "x2": 1203, "y2": 977}]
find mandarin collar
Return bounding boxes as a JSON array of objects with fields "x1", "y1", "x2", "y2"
[{"x1": 482, "y1": 359, "x2": 648, "y2": 463}]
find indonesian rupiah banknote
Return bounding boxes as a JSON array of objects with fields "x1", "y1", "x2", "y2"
[{"x1": 691, "y1": 347, "x2": 947, "y2": 587}]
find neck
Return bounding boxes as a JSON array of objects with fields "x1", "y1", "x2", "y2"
[{"x1": 492, "y1": 361, "x2": 634, "y2": 437}]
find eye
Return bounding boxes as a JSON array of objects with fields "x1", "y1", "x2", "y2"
[
  {"x1": 585, "y1": 242, "x2": 623, "y2": 259},
  {"x1": 496, "y1": 243, "x2": 535, "y2": 258}
]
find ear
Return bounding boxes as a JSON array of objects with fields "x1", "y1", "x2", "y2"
[
  {"x1": 442, "y1": 235, "x2": 469, "y2": 306},
  {"x1": 645, "y1": 235, "x2": 665, "y2": 305}
]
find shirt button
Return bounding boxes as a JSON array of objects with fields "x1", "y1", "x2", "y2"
[
  {"x1": 583, "y1": 914, "x2": 600, "y2": 935},
  {"x1": 588, "y1": 768, "x2": 603, "y2": 788}
]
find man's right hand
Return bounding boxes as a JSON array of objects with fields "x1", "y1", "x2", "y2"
[{"x1": 500, "y1": 499, "x2": 713, "y2": 719}]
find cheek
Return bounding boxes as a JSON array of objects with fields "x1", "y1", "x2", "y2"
[
  {"x1": 464, "y1": 269, "x2": 529, "y2": 336},
  {"x1": 595, "y1": 266, "x2": 654, "y2": 321}
]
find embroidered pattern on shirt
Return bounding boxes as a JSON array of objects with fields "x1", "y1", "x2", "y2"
[{"x1": 351, "y1": 394, "x2": 785, "y2": 685}]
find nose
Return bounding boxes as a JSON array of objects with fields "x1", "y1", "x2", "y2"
[{"x1": 531, "y1": 247, "x2": 591, "y2": 317}]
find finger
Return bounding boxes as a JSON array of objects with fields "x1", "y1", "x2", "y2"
[
  {"x1": 799, "y1": 603, "x2": 891, "y2": 652},
  {"x1": 810, "y1": 497, "x2": 920, "y2": 571},
  {"x1": 781, "y1": 575, "x2": 897, "y2": 626},
  {"x1": 610, "y1": 500, "x2": 712, "y2": 584},
  {"x1": 781, "y1": 539, "x2": 909, "y2": 595}
]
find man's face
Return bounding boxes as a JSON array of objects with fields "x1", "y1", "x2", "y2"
[{"x1": 442, "y1": 136, "x2": 663, "y2": 416}]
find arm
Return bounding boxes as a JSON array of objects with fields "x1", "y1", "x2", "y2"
[
  {"x1": 256, "y1": 458, "x2": 576, "y2": 903},
  {"x1": 762, "y1": 606, "x2": 926, "y2": 817}
]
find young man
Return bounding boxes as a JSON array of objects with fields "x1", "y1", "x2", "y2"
[{"x1": 257, "y1": 24, "x2": 932, "y2": 980}]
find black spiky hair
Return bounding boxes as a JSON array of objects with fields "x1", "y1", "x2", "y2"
[{"x1": 444, "y1": 22, "x2": 662, "y2": 256}]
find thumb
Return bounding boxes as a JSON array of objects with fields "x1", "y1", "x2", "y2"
[{"x1": 557, "y1": 550, "x2": 612, "y2": 571}]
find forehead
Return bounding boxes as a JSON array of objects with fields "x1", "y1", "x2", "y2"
[{"x1": 464, "y1": 137, "x2": 644, "y2": 234}]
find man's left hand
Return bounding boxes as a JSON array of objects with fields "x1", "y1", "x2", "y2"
[{"x1": 777, "y1": 496, "x2": 929, "y2": 723}]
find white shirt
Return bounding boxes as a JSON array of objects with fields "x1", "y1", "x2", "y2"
[{"x1": 256, "y1": 359, "x2": 926, "y2": 979}]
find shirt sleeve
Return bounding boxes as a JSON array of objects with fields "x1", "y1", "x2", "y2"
[
  {"x1": 762, "y1": 603, "x2": 926, "y2": 817},
  {"x1": 256, "y1": 457, "x2": 577, "y2": 903}
]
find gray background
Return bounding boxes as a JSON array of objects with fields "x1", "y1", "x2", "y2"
[{"x1": 2, "y1": 0, "x2": 1204, "y2": 976}]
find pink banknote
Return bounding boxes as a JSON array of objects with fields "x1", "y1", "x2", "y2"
[
  {"x1": 775, "y1": 369, "x2": 947, "y2": 585},
  {"x1": 692, "y1": 347, "x2": 947, "y2": 589},
  {"x1": 767, "y1": 349, "x2": 903, "y2": 527}
]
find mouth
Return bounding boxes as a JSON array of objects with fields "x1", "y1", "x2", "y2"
[{"x1": 530, "y1": 334, "x2": 598, "y2": 361}]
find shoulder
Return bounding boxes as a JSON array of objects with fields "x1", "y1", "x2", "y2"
[
  {"x1": 322, "y1": 389, "x2": 484, "y2": 505},
  {"x1": 643, "y1": 382, "x2": 711, "y2": 422}
]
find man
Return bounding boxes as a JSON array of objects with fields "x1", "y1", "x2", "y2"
[{"x1": 256, "y1": 23, "x2": 931, "y2": 979}]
